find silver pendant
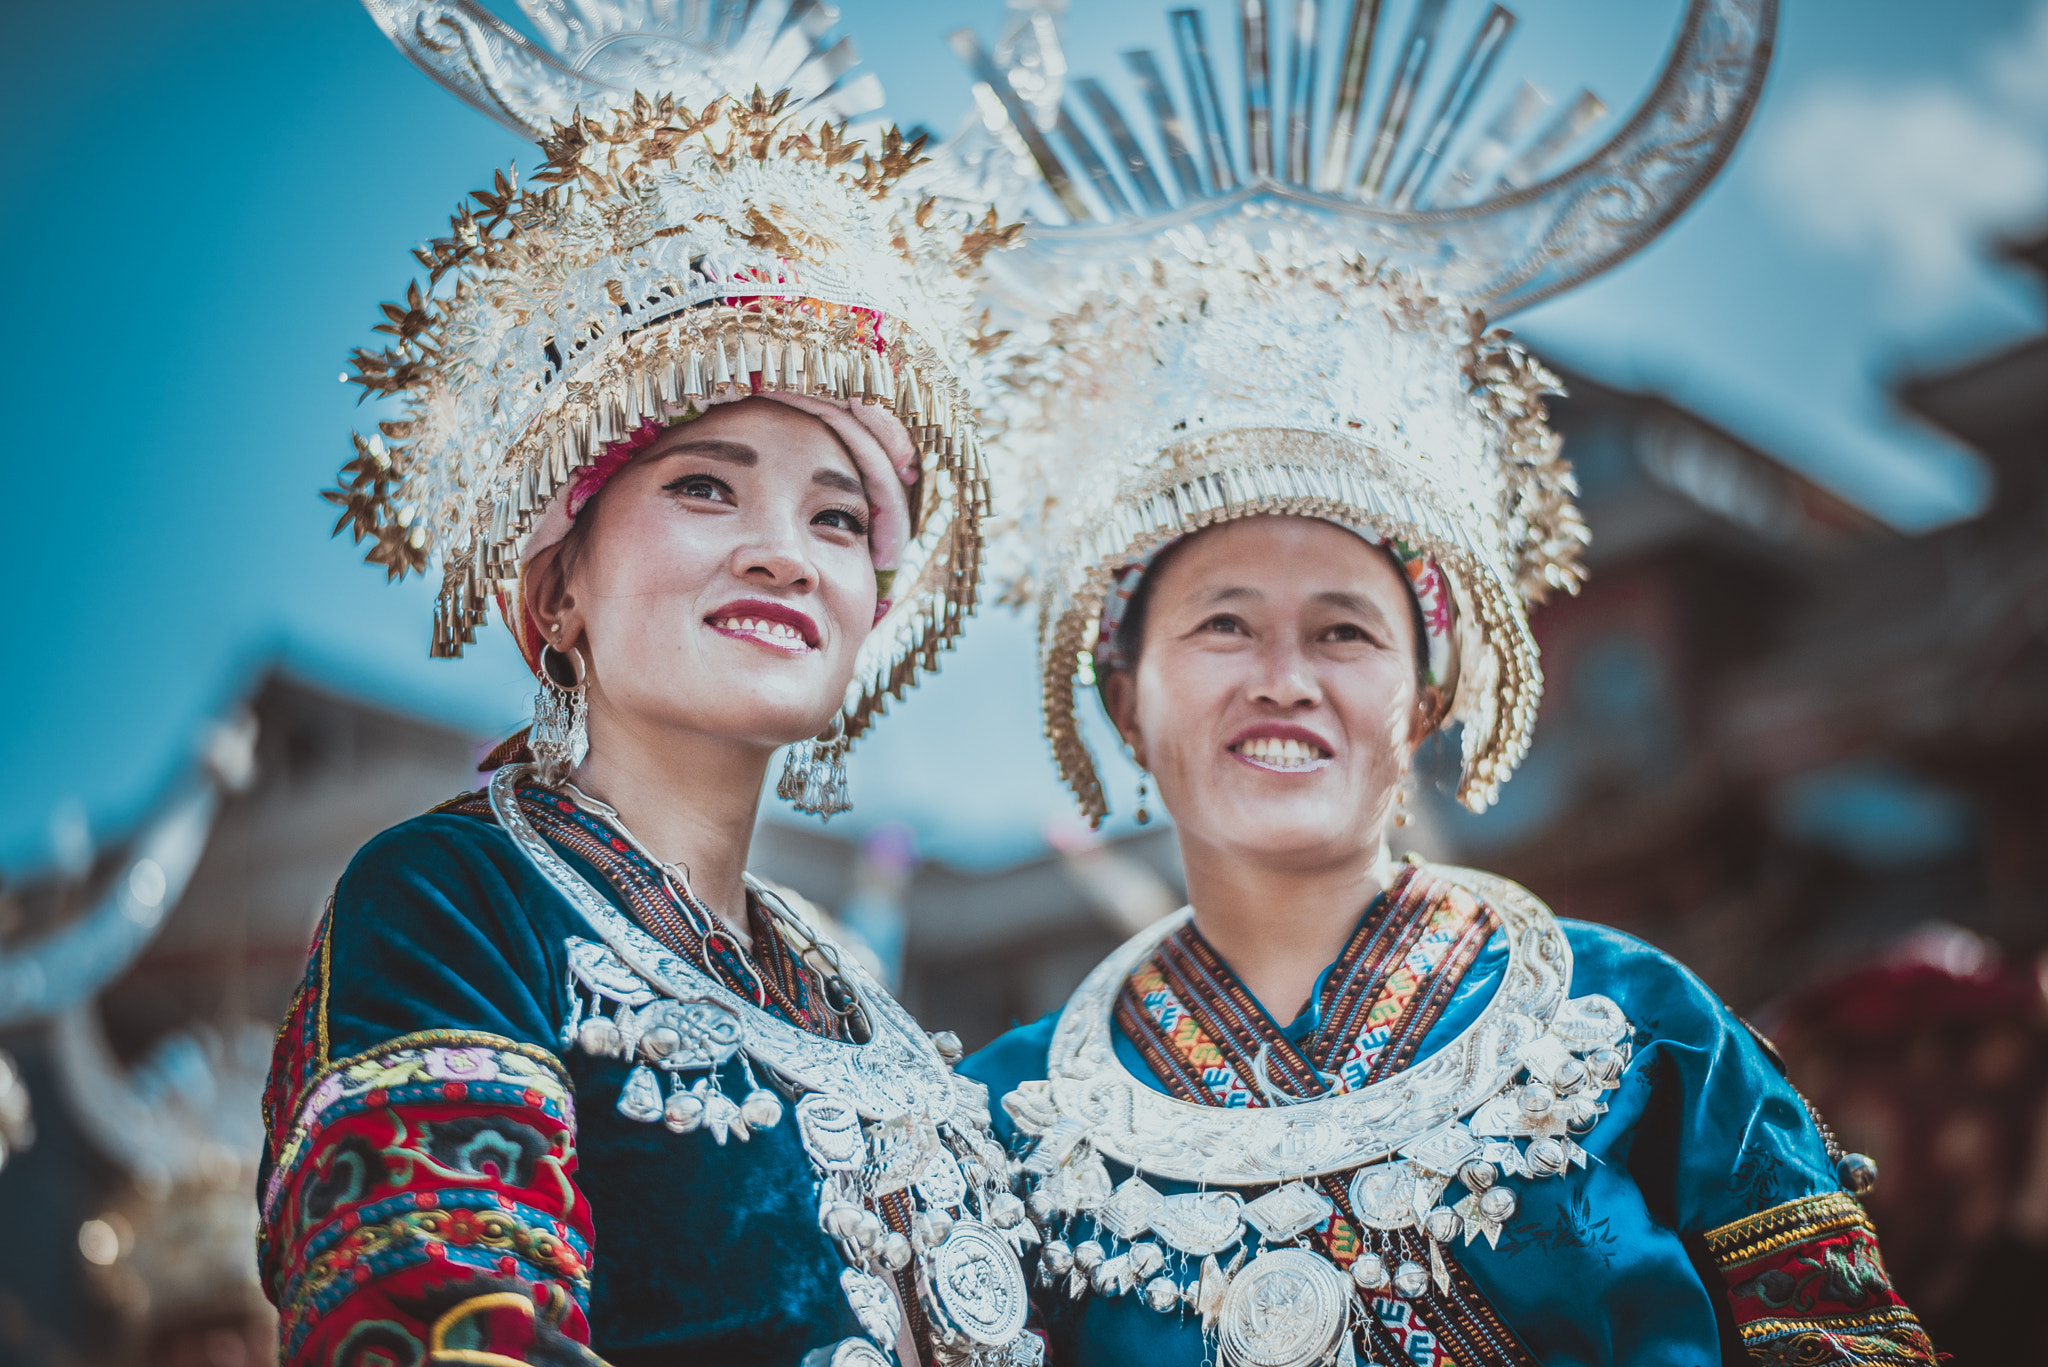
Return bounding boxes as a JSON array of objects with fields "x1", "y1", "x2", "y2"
[
  {"x1": 1098, "y1": 1176, "x2": 1166, "y2": 1240},
  {"x1": 1149, "y1": 1190, "x2": 1246, "y2": 1257},
  {"x1": 839, "y1": 1268, "x2": 901, "y2": 1356},
  {"x1": 1347, "y1": 1164, "x2": 1420, "y2": 1231},
  {"x1": 1218, "y1": 1248, "x2": 1349, "y2": 1367},
  {"x1": 922, "y1": 1220, "x2": 1028, "y2": 1347},
  {"x1": 968, "y1": 1334, "x2": 1046, "y2": 1367},
  {"x1": 617, "y1": 1064, "x2": 664, "y2": 1123},
  {"x1": 799, "y1": 1339, "x2": 894, "y2": 1367},
  {"x1": 1241, "y1": 1182, "x2": 1335, "y2": 1243},
  {"x1": 798, "y1": 1094, "x2": 867, "y2": 1172},
  {"x1": 916, "y1": 1149, "x2": 970, "y2": 1211}
]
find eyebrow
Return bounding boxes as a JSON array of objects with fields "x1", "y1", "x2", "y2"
[
  {"x1": 664, "y1": 438, "x2": 757, "y2": 466},
  {"x1": 813, "y1": 467, "x2": 864, "y2": 496},
  {"x1": 1200, "y1": 585, "x2": 1388, "y2": 617}
]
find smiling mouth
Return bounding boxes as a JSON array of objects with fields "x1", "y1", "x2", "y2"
[
  {"x1": 707, "y1": 614, "x2": 814, "y2": 652},
  {"x1": 1231, "y1": 737, "x2": 1332, "y2": 771}
]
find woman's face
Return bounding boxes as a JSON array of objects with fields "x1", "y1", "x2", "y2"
[
  {"x1": 1104, "y1": 515, "x2": 1432, "y2": 872},
  {"x1": 537, "y1": 398, "x2": 879, "y2": 752}
]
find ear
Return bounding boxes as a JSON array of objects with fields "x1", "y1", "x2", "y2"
[
  {"x1": 1400, "y1": 682, "x2": 1445, "y2": 772},
  {"x1": 1100, "y1": 669, "x2": 1148, "y2": 771},
  {"x1": 524, "y1": 541, "x2": 585, "y2": 655}
]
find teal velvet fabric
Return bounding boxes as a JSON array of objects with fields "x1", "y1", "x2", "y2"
[
  {"x1": 962, "y1": 919, "x2": 1844, "y2": 1367},
  {"x1": 320, "y1": 810, "x2": 864, "y2": 1367}
]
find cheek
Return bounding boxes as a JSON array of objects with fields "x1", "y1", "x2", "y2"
[
  {"x1": 1336, "y1": 664, "x2": 1418, "y2": 759},
  {"x1": 1131, "y1": 651, "x2": 1234, "y2": 759},
  {"x1": 580, "y1": 505, "x2": 727, "y2": 619},
  {"x1": 816, "y1": 546, "x2": 880, "y2": 638}
]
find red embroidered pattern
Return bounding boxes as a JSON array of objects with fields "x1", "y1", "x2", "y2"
[
  {"x1": 260, "y1": 1026, "x2": 592, "y2": 1367},
  {"x1": 258, "y1": 895, "x2": 597, "y2": 1367},
  {"x1": 1705, "y1": 1194, "x2": 1935, "y2": 1366}
]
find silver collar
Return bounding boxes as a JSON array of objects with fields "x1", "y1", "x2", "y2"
[
  {"x1": 489, "y1": 764, "x2": 949, "y2": 1120},
  {"x1": 1017, "y1": 863, "x2": 1575, "y2": 1185}
]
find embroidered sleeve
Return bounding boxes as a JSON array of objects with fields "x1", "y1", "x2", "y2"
[
  {"x1": 258, "y1": 816, "x2": 603, "y2": 1367},
  {"x1": 258, "y1": 1028, "x2": 599, "y2": 1367},
  {"x1": 1703, "y1": 1193, "x2": 1935, "y2": 1366}
]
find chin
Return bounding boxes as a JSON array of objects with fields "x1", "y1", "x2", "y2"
[
  {"x1": 1200, "y1": 792, "x2": 1365, "y2": 862},
  {"x1": 642, "y1": 669, "x2": 845, "y2": 749}
]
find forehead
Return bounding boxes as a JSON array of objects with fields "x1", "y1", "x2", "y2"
[
  {"x1": 1152, "y1": 515, "x2": 1400, "y2": 603},
  {"x1": 654, "y1": 398, "x2": 858, "y2": 471}
]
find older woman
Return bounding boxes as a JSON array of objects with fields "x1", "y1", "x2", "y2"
[
  {"x1": 257, "y1": 16, "x2": 1037, "y2": 1367},
  {"x1": 962, "y1": 232, "x2": 1930, "y2": 1365}
]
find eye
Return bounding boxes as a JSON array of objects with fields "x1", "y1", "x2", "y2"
[
  {"x1": 813, "y1": 504, "x2": 870, "y2": 536},
  {"x1": 1323, "y1": 623, "x2": 1368, "y2": 643},
  {"x1": 663, "y1": 472, "x2": 735, "y2": 505},
  {"x1": 1198, "y1": 614, "x2": 1246, "y2": 635}
]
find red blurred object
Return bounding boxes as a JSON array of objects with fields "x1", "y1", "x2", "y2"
[{"x1": 1770, "y1": 926, "x2": 2048, "y2": 1362}]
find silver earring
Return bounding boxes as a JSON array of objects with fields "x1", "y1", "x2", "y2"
[
  {"x1": 1393, "y1": 782, "x2": 1411, "y2": 828},
  {"x1": 531, "y1": 643, "x2": 588, "y2": 786},
  {"x1": 778, "y1": 713, "x2": 851, "y2": 819},
  {"x1": 1134, "y1": 771, "x2": 1152, "y2": 826}
]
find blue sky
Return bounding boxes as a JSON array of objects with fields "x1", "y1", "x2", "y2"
[{"x1": 3, "y1": 0, "x2": 2045, "y2": 875}]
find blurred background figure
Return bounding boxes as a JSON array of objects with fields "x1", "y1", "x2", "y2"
[{"x1": 1768, "y1": 928, "x2": 2048, "y2": 1361}]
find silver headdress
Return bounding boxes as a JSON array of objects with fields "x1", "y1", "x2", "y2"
[
  {"x1": 955, "y1": 0, "x2": 1774, "y2": 821},
  {"x1": 328, "y1": 1, "x2": 1019, "y2": 744}
]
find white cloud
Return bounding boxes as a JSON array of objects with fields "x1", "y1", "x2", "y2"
[{"x1": 1760, "y1": 2, "x2": 2048, "y2": 314}]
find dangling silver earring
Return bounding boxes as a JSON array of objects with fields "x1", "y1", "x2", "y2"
[
  {"x1": 1393, "y1": 782, "x2": 1411, "y2": 828},
  {"x1": 778, "y1": 713, "x2": 851, "y2": 819},
  {"x1": 531, "y1": 643, "x2": 588, "y2": 786},
  {"x1": 1134, "y1": 771, "x2": 1152, "y2": 826}
]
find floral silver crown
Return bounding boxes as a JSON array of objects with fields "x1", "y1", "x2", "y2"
[
  {"x1": 951, "y1": 0, "x2": 1773, "y2": 820},
  {"x1": 328, "y1": 1, "x2": 1019, "y2": 740}
]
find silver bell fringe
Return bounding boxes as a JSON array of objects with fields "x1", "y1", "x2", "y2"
[
  {"x1": 779, "y1": 726, "x2": 852, "y2": 818},
  {"x1": 530, "y1": 680, "x2": 588, "y2": 787}
]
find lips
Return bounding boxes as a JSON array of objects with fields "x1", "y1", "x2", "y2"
[
  {"x1": 1227, "y1": 724, "x2": 1333, "y2": 773},
  {"x1": 705, "y1": 598, "x2": 819, "y2": 653}
]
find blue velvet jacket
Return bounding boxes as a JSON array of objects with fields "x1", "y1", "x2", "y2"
[
  {"x1": 257, "y1": 805, "x2": 865, "y2": 1367},
  {"x1": 963, "y1": 914, "x2": 1932, "y2": 1367}
]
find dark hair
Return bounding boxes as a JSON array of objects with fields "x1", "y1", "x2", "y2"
[{"x1": 1107, "y1": 528, "x2": 1431, "y2": 690}]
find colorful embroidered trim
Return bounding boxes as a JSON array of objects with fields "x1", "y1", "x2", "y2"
[
  {"x1": 258, "y1": 1030, "x2": 591, "y2": 1367},
  {"x1": 1704, "y1": 1193, "x2": 1936, "y2": 1366},
  {"x1": 1113, "y1": 866, "x2": 1531, "y2": 1367},
  {"x1": 1115, "y1": 863, "x2": 1496, "y2": 1108},
  {"x1": 262, "y1": 896, "x2": 336, "y2": 1150}
]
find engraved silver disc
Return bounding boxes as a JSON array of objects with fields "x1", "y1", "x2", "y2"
[
  {"x1": 926, "y1": 1219, "x2": 1028, "y2": 1346},
  {"x1": 1218, "y1": 1248, "x2": 1348, "y2": 1367}
]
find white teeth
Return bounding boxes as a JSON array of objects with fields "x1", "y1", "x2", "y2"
[
  {"x1": 714, "y1": 616, "x2": 806, "y2": 647},
  {"x1": 1234, "y1": 737, "x2": 1326, "y2": 768}
]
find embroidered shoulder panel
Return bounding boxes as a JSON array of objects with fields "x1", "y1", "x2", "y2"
[
  {"x1": 1704, "y1": 1193, "x2": 1936, "y2": 1367},
  {"x1": 258, "y1": 1029, "x2": 589, "y2": 1367}
]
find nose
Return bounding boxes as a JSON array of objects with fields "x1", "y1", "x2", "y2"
[
  {"x1": 1247, "y1": 635, "x2": 1323, "y2": 711},
  {"x1": 730, "y1": 509, "x2": 816, "y2": 590}
]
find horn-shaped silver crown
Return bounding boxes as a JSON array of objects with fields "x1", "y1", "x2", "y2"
[
  {"x1": 954, "y1": 0, "x2": 1775, "y2": 822},
  {"x1": 363, "y1": 0, "x2": 885, "y2": 136}
]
